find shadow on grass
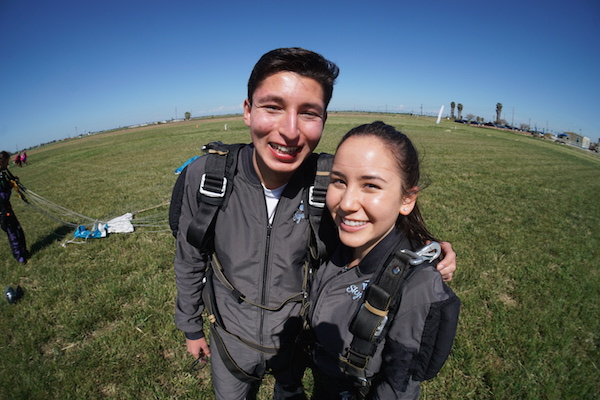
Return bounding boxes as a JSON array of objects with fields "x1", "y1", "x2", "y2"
[{"x1": 29, "y1": 225, "x2": 74, "y2": 256}]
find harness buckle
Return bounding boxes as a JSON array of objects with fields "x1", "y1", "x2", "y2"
[
  {"x1": 308, "y1": 186, "x2": 326, "y2": 208},
  {"x1": 199, "y1": 174, "x2": 227, "y2": 198}
]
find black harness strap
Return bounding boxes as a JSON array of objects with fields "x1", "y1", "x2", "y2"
[
  {"x1": 306, "y1": 153, "x2": 335, "y2": 263},
  {"x1": 343, "y1": 250, "x2": 415, "y2": 383},
  {"x1": 186, "y1": 142, "x2": 243, "y2": 251},
  {"x1": 340, "y1": 245, "x2": 441, "y2": 398}
]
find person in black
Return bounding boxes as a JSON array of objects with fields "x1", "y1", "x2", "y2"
[{"x1": 0, "y1": 151, "x2": 28, "y2": 264}]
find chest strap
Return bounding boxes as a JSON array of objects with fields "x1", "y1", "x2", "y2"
[{"x1": 342, "y1": 243, "x2": 441, "y2": 385}]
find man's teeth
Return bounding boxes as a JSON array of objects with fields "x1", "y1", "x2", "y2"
[
  {"x1": 343, "y1": 219, "x2": 366, "y2": 227},
  {"x1": 271, "y1": 144, "x2": 299, "y2": 154}
]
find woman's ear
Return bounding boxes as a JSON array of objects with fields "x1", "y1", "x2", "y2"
[{"x1": 399, "y1": 187, "x2": 419, "y2": 216}]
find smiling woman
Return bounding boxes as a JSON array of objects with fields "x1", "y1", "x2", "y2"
[{"x1": 309, "y1": 121, "x2": 459, "y2": 399}]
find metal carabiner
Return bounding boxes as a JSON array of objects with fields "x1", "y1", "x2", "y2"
[
  {"x1": 416, "y1": 242, "x2": 442, "y2": 262},
  {"x1": 399, "y1": 242, "x2": 442, "y2": 266}
]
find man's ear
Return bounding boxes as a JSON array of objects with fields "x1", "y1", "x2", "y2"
[
  {"x1": 399, "y1": 187, "x2": 418, "y2": 216},
  {"x1": 243, "y1": 99, "x2": 251, "y2": 127}
]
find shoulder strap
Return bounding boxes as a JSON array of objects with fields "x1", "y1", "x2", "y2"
[
  {"x1": 342, "y1": 242, "x2": 442, "y2": 386},
  {"x1": 186, "y1": 141, "x2": 244, "y2": 252},
  {"x1": 2, "y1": 169, "x2": 28, "y2": 204},
  {"x1": 305, "y1": 152, "x2": 336, "y2": 264},
  {"x1": 169, "y1": 168, "x2": 188, "y2": 237}
]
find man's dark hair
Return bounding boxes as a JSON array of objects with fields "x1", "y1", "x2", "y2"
[{"x1": 247, "y1": 47, "x2": 339, "y2": 109}]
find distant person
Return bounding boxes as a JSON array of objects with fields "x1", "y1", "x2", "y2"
[
  {"x1": 172, "y1": 48, "x2": 457, "y2": 400},
  {"x1": 13, "y1": 152, "x2": 22, "y2": 167},
  {"x1": 308, "y1": 122, "x2": 460, "y2": 399},
  {"x1": 20, "y1": 151, "x2": 28, "y2": 166},
  {"x1": 0, "y1": 151, "x2": 28, "y2": 263}
]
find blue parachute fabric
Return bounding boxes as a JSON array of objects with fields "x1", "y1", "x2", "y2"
[
  {"x1": 175, "y1": 156, "x2": 199, "y2": 174},
  {"x1": 74, "y1": 224, "x2": 106, "y2": 239}
]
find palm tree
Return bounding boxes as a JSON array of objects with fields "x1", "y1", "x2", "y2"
[
  {"x1": 450, "y1": 102, "x2": 456, "y2": 119},
  {"x1": 495, "y1": 103, "x2": 503, "y2": 124},
  {"x1": 457, "y1": 103, "x2": 463, "y2": 120}
]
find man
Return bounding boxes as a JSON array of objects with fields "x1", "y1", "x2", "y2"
[
  {"x1": 173, "y1": 48, "x2": 456, "y2": 399},
  {"x1": 0, "y1": 151, "x2": 28, "y2": 264}
]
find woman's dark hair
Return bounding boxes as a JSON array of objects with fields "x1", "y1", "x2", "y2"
[
  {"x1": 247, "y1": 47, "x2": 339, "y2": 109},
  {"x1": 337, "y1": 121, "x2": 437, "y2": 245}
]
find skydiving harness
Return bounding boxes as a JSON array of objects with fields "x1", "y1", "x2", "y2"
[
  {"x1": 339, "y1": 242, "x2": 442, "y2": 398},
  {"x1": 0, "y1": 169, "x2": 29, "y2": 204},
  {"x1": 169, "y1": 141, "x2": 335, "y2": 383}
]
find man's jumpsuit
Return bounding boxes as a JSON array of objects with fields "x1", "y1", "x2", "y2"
[{"x1": 174, "y1": 144, "x2": 319, "y2": 399}]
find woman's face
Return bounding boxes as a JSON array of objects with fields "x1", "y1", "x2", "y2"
[{"x1": 326, "y1": 135, "x2": 416, "y2": 262}]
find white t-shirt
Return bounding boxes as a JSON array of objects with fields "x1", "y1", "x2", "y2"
[{"x1": 263, "y1": 183, "x2": 287, "y2": 224}]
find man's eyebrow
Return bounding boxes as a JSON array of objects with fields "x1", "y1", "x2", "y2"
[
  {"x1": 255, "y1": 94, "x2": 324, "y2": 112},
  {"x1": 255, "y1": 94, "x2": 284, "y2": 103}
]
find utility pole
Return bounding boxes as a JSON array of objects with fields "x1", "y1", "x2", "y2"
[{"x1": 511, "y1": 107, "x2": 514, "y2": 127}]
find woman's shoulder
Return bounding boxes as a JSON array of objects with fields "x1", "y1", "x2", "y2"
[{"x1": 400, "y1": 263, "x2": 451, "y2": 308}]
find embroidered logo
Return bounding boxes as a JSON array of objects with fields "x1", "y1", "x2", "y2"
[
  {"x1": 292, "y1": 201, "x2": 305, "y2": 223},
  {"x1": 346, "y1": 280, "x2": 370, "y2": 300}
]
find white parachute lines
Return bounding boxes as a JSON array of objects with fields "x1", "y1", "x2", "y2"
[
  {"x1": 22, "y1": 188, "x2": 99, "y2": 228},
  {"x1": 18, "y1": 187, "x2": 171, "y2": 243}
]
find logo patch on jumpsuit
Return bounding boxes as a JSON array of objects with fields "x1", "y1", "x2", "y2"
[
  {"x1": 346, "y1": 280, "x2": 370, "y2": 300},
  {"x1": 292, "y1": 200, "x2": 305, "y2": 223}
]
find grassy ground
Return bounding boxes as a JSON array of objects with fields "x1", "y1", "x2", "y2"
[{"x1": 1, "y1": 113, "x2": 598, "y2": 399}]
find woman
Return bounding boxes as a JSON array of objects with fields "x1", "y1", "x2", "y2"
[{"x1": 309, "y1": 122, "x2": 459, "y2": 399}]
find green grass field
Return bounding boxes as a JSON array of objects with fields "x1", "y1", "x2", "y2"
[{"x1": 1, "y1": 113, "x2": 599, "y2": 399}]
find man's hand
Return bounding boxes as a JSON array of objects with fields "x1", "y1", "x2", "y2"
[
  {"x1": 186, "y1": 337, "x2": 211, "y2": 360},
  {"x1": 437, "y1": 241, "x2": 456, "y2": 282}
]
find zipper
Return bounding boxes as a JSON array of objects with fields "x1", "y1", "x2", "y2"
[{"x1": 259, "y1": 222, "x2": 272, "y2": 346}]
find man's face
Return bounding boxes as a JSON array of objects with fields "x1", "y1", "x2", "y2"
[
  {"x1": 244, "y1": 71, "x2": 326, "y2": 189},
  {"x1": 0, "y1": 157, "x2": 8, "y2": 169}
]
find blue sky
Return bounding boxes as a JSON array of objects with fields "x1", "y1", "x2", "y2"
[{"x1": 1, "y1": 0, "x2": 599, "y2": 151}]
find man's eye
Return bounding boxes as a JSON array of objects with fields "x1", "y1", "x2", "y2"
[{"x1": 302, "y1": 111, "x2": 320, "y2": 118}]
